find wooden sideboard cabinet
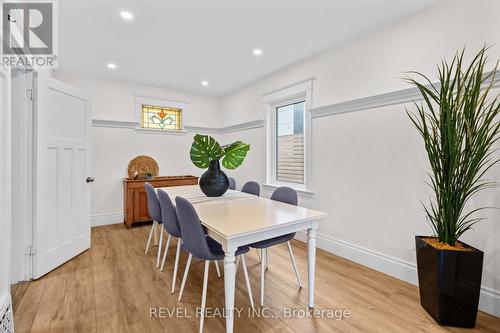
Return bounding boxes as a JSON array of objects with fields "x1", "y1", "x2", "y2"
[{"x1": 123, "y1": 175, "x2": 198, "y2": 228}]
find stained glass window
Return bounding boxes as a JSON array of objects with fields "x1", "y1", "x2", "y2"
[{"x1": 141, "y1": 104, "x2": 182, "y2": 130}]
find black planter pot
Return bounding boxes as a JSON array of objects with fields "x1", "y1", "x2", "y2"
[
  {"x1": 415, "y1": 236, "x2": 484, "y2": 328},
  {"x1": 199, "y1": 160, "x2": 229, "y2": 197}
]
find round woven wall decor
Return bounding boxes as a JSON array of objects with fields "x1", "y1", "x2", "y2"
[{"x1": 127, "y1": 155, "x2": 159, "y2": 180}]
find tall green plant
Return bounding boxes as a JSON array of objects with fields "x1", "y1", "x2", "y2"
[{"x1": 407, "y1": 47, "x2": 500, "y2": 246}]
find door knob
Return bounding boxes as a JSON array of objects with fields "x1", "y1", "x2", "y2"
[{"x1": 86, "y1": 177, "x2": 94, "y2": 183}]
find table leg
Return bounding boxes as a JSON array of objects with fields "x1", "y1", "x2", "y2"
[
  {"x1": 224, "y1": 250, "x2": 236, "y2": 333},
  {"x1": 307, "y1": 227, "x2": 317, "y2": 308}
]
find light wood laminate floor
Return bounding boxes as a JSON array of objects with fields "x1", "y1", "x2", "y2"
[{"x1": 11, "y1": 224, "x2": 500, "y2": 333}]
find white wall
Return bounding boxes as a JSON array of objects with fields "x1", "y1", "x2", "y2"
[
  {"x1": 220, "y1": 0, "x2": 500, "y2": 316},
  {"x1": 52, "y1": 71, "x2": 223, "y2": 224}
]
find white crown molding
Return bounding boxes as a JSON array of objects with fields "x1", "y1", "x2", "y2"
[
  {"x1": 311, "y1": 69, "x2": 500, "y2": 119},
  {"x1": 294, "y1": 231, "x2": 500, "y2": 318}
]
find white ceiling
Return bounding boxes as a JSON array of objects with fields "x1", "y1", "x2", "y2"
[{"x1": 58, "y1": 0, "x2": 435, "y2": 96}]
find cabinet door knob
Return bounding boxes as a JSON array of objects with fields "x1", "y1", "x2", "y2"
[{"x1": 86, "y1": 177, "x2": 94, "y2": 183}]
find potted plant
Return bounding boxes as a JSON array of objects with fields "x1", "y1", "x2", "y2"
[
  {"x1": 407, "y1": 47, "x2": 500, "y2": 328},
  {"x1": 190, "y1": 134, "x2": 250, "y2": 197}
]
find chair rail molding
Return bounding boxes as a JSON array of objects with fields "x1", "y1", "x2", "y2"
[
  {"x1": 92, "y1": 119, "x2": 137, "y2": 129},
  {"x1": 311, "y1": 69, "x2": 500, "y2": 119},
  {"x1": 220, "y1": 119, "x2": 265, "y2": 133},
  {"x1": 92, "y1": 118, "x2": 265, "y2": 135}
]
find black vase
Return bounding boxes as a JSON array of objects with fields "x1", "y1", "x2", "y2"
[
  {"x1": 415, "y1": 236, "x2": 484, "y2": 328},
  {"x1": 199, "y1": 160, "x2": 229, "y2": 197}
]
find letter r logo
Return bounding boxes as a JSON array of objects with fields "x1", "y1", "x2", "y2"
[{"x1": 3, "y1": 2, "x2": 53, "y2": 54}]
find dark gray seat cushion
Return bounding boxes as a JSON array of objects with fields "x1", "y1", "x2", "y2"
[{"x1": 249, "y1": 233, "x2": 295, "y2": 249}]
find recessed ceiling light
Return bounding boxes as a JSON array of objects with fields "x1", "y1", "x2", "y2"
[
  {"x1": 120, "y1": 11, "x2": 134, "y2": 20},
  {"x1": 107, "y1": 63, "x2": 117, "y2": 69},
  {"x1": 253, "y1": 48, "x2": 263, "y2": 56},
  {"x1": 201, "y1": 81, "x2": 209, "y2": 86}
]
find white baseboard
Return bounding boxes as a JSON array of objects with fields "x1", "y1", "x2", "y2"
[
  {"x1": 295, "y1": 231, "x2": 500, "y2": 318},
  {"x1": 91, "y1": 212, "x2": 123, "y2": 227}
]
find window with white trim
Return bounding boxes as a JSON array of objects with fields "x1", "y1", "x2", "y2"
[
  {"x1": 276, "y1": 100, "x2": 305, "y2": 184},
  {"x1": 264, "y1": 79, "x2": 313, "y2": 192}
]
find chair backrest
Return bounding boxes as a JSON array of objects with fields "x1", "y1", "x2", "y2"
[
  {"x1": 228, "y1": 177, "x2": 236, "y2": 190},
  {"x1": 241, "y1": 181, "x2": 260, "y2": 196},
  {"x1": 157, "y1": 189, "x2": 181, "y2": 237},
  {"x1": 144, "y1": 182, "x2": 162, "y2": 222},
  {"x1": 270, "y1": 186, "x2": 297, "y2": 206},
  {"x1": 175, "y1": 196, "x2": 214, "y2": 260}
]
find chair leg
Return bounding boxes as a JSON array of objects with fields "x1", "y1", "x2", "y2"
[
  {"x1": 160, "y1": 234, "x2": 172, "y2": 271},
  {"x1": 199, "y1": 260, "x2": 210, "y2": 333},
  {"x1": 265, "y1": 248, "x2": 269, "y2": 271},
  {"x1": 287, "y1": 241, "x2": 303, "y2": 288},
  {"x1": 256, "y1": 248, "x2": 261, "y2": 262},
  {"x1": 214, "y1": 260, "x2": 221, "y2": 278},
  {"x1": 178, "y1": 253, "x2": 193, "y2": 301},
  {"x1": 156, "y1": 225, "x2": 164, "y2": 268},
  {"x1": 235, "y1": 256, "x2": 240, "y2": 272},
  {"x1": 171, "y1": 238, "x2": 182, "y2": 294},
  {"x1": 240, "y1": 254, "x2": 254, "y2": 309},
  {"x1": 145, "y1": 220, "x2": 157, "y2": 254},
  {"x1": 260, "y1": 249, "x2": 265, "y2": 306}
]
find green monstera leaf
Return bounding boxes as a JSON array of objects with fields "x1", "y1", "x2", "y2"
[
  {"x1": 190, "y1": 134, "x2": 250, "y2": 170},
  {"x1": 221, "y1": 141, "x2": 250, "y2": 170},
  {"x1": 190, "y1": 134, "x2": 223, "y2": 168}
]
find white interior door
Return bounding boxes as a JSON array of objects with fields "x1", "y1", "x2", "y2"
[{"x1": 33, "y1": 74, "x2": 91, "y2": 278}]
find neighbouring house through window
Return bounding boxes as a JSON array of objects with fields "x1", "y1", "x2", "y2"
[{"x1": 276, "y1": 101, "x2": 305, "y2": 184}]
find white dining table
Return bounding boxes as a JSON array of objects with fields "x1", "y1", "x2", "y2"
[{"x1": 157, "y1": 185, "x2": 326, "y2": 333}]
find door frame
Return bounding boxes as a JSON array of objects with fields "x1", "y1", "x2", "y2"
[
  {"x1": 10, "y1": 69, "x2": 35, "y2": 282},
  {"x1": 0, "y1": 67, "x2": 13, "y2": 312}
]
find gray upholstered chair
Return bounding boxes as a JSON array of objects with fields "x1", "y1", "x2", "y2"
[
  {"x1": 157, "y1": 189, "x2": 183, "y2": 293},
  {"x1": 158, "y1": 190, "x2": 221, "y2": 290},
  {"x1": 144, "y1": 182, "x2": 164, "y2": 268},
  {"x1": 175, "y1": 196, "x2": 254, "y2": 333},
  {"x1": 241, "y1": 181, "x2": 260, "y2": 196},
  {"x1": 228, "y1": 177, "x2": 236, "y2": 190},
  {"x1": 249, "y1": 186, "x2": 302, "y2": 305},
  {"x1": 238, "y1": 181, "x2": 261, "y2": 262}
]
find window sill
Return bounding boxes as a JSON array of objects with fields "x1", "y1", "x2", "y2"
[
  {"x1": 134, "y1": 128, "x2": 188, "y2": 135},
  {"x1": 262, "y1": 183, "x2": 314, "y2": 197}
]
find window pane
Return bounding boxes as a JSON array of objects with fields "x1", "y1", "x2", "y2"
[
  {"x1": 141, "y1": 105, "x2": 182, "y2": 130},
  {"x1": 276, "y1": 101, "x2": 304, "y2": 184}
]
